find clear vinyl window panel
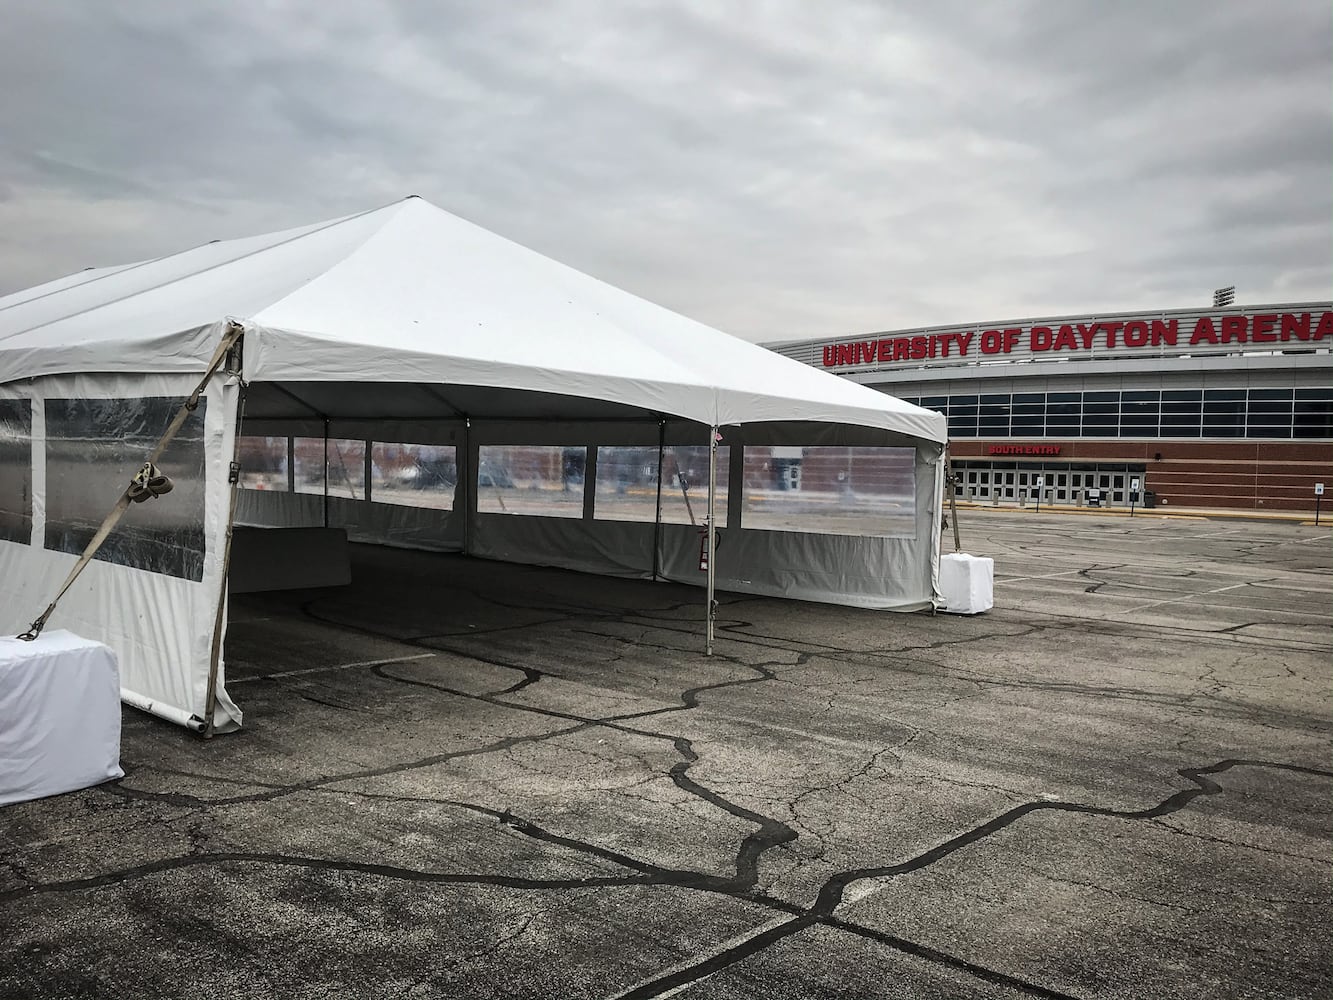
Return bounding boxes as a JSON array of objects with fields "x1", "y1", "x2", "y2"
[
  {"x1": 741, "y1": 446, "x2": 916, "y2": 538},
  {"x1": 371, "y1": 442, "x2": 457, "y2": 510},
  {"x1": 44, "y1": 397, "x2": 207, "y2": 581},
  {"x1": 477, "y1": 445, "x2": 586, "y2": 518},
  {"x1": 293, "y1": 438, "x2": 326, "y2": 495},
  {"x1": 293, "y1": 437, "x2": 367, "y2": 499},
  {"x1": 659, "y1": 446, "x2": 729, "y2": 527},
  {"x1": 594, "y1": 446, "x2": 661, "y2": 523},
  {"x1": 326, "y1": 439, "x2": 366, "y2": 500},
  {"x1": 238, "y1": 436, "x2": 289, "y2": 491},
  {"x1": 0, "y1": 398, "x2": 32, "y2": 545}
]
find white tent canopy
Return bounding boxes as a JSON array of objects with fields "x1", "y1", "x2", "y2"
[
  {"x1": 0, "y1": 197, "x2": 943, "y2": 439},
  {"x1": 0, "y1": 197, "x2": 947, "y2": 734}
]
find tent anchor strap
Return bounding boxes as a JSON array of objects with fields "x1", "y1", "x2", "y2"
[{"x1": 16, "y1": 321, "x2": 245, "y2": 642}]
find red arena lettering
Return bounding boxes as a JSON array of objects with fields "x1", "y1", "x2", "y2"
[
  {"x1": 1151, "y1": 319, "x2": 1178, "y2": 346},
  {"x1": 1281, "y1": 313, "x2": 1311, "y2": 341},
  {"x1": 1189, "y1": 317, "x2": 1218, "y2": 345},
  {"x1": 813, "y1": 308, "x2": 1327, "y2": 375},
  {"x1": 1220, "y1": 316, "x2": 1248, "y2": 343},
  {"x1": 1123, "y1": 320, "x2": 1149, "y2": 347},
  {"x1": 1053, "y1": 325, "x2": 1078, "y2": 351}
]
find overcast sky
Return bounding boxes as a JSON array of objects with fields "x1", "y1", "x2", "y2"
[{"x1": 1, "y1": 0, "x2": 1329, "y2": 342}]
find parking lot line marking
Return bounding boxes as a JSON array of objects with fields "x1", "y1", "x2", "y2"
[
  {"x1": 1113, "y1": 582, "x2": 1254, "y2": 616},
  {"x1": 993, "y1": 569, "x2": 1086, "y2": 584},
  {"x1": 605, "y1": 913, "x2": 803, "y2": 999},
  {"x1": 229, "y1": 651, "x2": 438, "y2": 685}
]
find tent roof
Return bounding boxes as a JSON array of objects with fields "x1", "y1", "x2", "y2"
[{"x1": 0, "y1": 197, "x2": 945, "y2": 442}]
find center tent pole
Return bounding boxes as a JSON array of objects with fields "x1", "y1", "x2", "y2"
[
  {"x1": 652, "y1": 420, "x2": 665, "y2": 581},
  {"x1": 461, "y1": 417, "x2": 471, "y2": 556},
  {"x1": 322, "y1": 419, "x2": 330, "y2": 529},
  {"x1": 705, "y1": 425, "x2": 718, "y2": 656}
]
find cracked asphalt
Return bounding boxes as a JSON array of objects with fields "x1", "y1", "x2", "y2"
[{"x1": 2, "y1": 510, "x2": 1330, "y2": 999}]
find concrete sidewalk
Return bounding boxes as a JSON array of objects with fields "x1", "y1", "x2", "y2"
[{"x1": 950, "y1": 498, "x2": 1327, "y2": 524}]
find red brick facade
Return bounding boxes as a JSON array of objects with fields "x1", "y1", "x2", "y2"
[{"x1": 949, "y1": 440, "x2": 1333, "y2": 512}]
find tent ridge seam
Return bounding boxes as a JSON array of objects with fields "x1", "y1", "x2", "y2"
[
  {"x1": 255, "y1": 199, "x2": 419, "y2": 319},
  {"x1": 1, "y1": 202, "x2": 396, "y2": 341}
]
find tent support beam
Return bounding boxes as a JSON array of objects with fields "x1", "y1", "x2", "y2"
[
  {"x1": 265, "y1": 382, "x2": 327, "y2": 419},
  {"x1": 705, "y1": 425, "x2": 718, "y2": 656},
  {"x1": 419, "y1": 384, "x2": 467, "y2": 418},
  {"x1": 278, "y1": 414, "x2": 666, "y2": 424}
]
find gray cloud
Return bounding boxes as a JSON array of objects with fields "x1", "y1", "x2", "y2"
[{"x1": 1, "y1": 0, "x2": 1328, "y2": 341}]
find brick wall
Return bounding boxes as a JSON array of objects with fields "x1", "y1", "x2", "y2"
[{"x1": 949, "y1": 440, "x2": 1333, "y2": 511}]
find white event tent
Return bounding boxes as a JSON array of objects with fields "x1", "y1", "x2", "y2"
[{"x1": 0, "y1": 197, "x2": 948, "y2": 734}]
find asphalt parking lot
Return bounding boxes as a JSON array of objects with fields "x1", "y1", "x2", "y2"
[{"x1": 2, "y1": 510, "x2": 1330, "y2": 999}]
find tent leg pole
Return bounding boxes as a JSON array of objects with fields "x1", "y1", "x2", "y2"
[
  {"x1": 705, "y1": 425, "x2": 717, "y2": 656},
  {"x1": 945, "y1": 450, "x2": 961, "y2": 554},
  {"x1": 652, "y1": 420, "x2": 665, "y2": 581},
  {"x1": 322, "y1": 419, "x2": 330, "y2": 529},
  {"x1": 204, "y1": 381, "x2": 247, "y2": 737},
  {"x1": 462, "y1": 417, "x2": 472, "y2": 556}
]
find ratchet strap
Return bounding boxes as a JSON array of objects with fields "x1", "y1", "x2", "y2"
[{"x1": 17, "y1": 323, "x2": 243, "y2": 641}]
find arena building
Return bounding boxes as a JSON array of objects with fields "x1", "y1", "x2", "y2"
[{"x1": 769, "y1": 302, "x2": 1333, "y2": 512}]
